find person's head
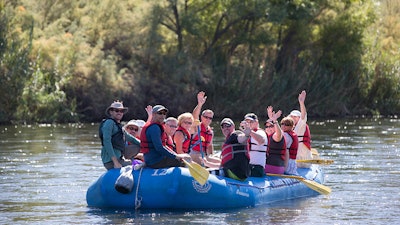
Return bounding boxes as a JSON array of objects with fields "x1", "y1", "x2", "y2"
[
  {"x1": 164, "y1": 117, "x2": 178, "y2": 136},
  {"x1": 289, "y1": 110, "x2": 301, "y2": 125},
  {"x1": 105, "y1": 101, "x2": 128, "y2": 122},
  {"x1": 152, "y1": 105, "x2": 168, "y2": 123},
  {"x1": 201, "y1": 109, "x2": 214, "y2": 126},
  {"x1": 264, "y1": 120, "x2": 275, "y2": 135},
  {"x1": 177, "y1": 112, "x2": 194, "y2": 131},
  {"x1": 220, "y1": 118, "x2": 235, "y2": 138},
  {"x1": 244, "y1": 113, "x2": 259, "y2": 130},
  {"x1": 124, "y1": 120, "x2": 145, "y2": 138},
  {"x1": 280, "y1": 116, "x2": 295, "y2": 132}
]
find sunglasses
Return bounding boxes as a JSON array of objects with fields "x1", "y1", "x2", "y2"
[
  {"x1": 281, "y1": 123, "x2": 291, "y2": 126},
  {"x1": 202, "y1": 115, "x2": 213, "y2": 120},
  {"x1": 183, "y1": 121, "x2": 193, "y2": 125},
  {"x1": 167, "y1": 124, "x2": 178, "y2": 129},
  {"x1": 265, "y1": 125, "x2": 274, "y2": 128},
  {"x1": 113, "y1": 109, "x2": 125, "y2": 113},
  {"x1": 221, "y1": 124, "x2": 232, "y2": 129},
  {"x1": 127, "y1": 127, "x2": 138, "y2": 131},
  {"x1": 157, "y1": 111, "x2": 167, "y2": 115}
]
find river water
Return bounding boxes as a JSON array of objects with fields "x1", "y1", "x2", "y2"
[{"x1": 0, "y1": 117, "x2": 399, "y2": 224}]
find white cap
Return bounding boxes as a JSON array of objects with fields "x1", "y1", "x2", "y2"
[{"x1": 289, "y1": 110, "x2": 301, "y2": 117}]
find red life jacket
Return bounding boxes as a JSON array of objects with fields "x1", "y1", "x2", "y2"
[
  {"x1": 190, "y1": 123, "x2": 213, "y2": 153},
  {"x1": 266, "y1": 133, "x2": 286, "y2": 167},
  {"x1": 298, "y1": 124, "x2": 312, "y2": 149},
  {"x1": 140, "y1": 122, "x2": 167, "y2": 154},
  {"x1": 286, "y1": 130, "x2": 299, "y2": 159},
  {"x1": 221, "y1": 133, "x2": 249, "y2": 166},
  {"x1": 165, "y1": 135, "x2": 175, "y2": 151},
  {"x1": 173, "y1": 126, "x2": 191, "y2": 153}
]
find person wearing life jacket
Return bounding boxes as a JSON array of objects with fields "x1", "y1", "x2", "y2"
[
  {"x1": 163, "y1": 117, "x2": 178, "y2": 151},
  {"x1": 139, "y1": 105, "x2": 191, "y2": 169},
  {"x1": 243, "y1": 113, "x2": 268, "y2": 177},
  {"x1": 100, "y1": 101, "x2": 139, "y2": 170},
  {"x1": 264, "y1": 106, "x2": 288, "y2": 175},
  {"x1": 280, "y1": 116, "x2": 299, "y2": 175},
  {"x1": 123, "y1": 119, "x2": 145, "y2": 161},
  {"x1": 220, "y1": 118, "x2": 251, "y2": 181},
  {"x1": 121, "y1": 105, "x2": 153, "y2": 163},
  {"x1": 173, "y1": 112, "x2": 194, "y2": 154},
  {"x1": 290, "y1": 90, "x2": 313, "y2": 168},
  {"x1": 190, "y1": 91, "x2": 221, "y2": 166}
]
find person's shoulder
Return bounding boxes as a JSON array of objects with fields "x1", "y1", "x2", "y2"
[
  {"x1": 256, "y1": 129, "x2": 267, "y2": 137},
  {"x1": 147, "y1": 123, "x2": 161, "y2": 131},
  {"x1": 102, "y1": 118, "x2": 115, "y2": 127}
]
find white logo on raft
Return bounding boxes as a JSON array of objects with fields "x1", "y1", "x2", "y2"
[
  {"x1": 236, "y1": 189, "x2": 250, "y2": 197},
  {"x1": 192, "y1": 180, "x2": 211, "y2": 193},
  {"x1": 151, "y1": 169, "x2": 169, "y2": 176}
]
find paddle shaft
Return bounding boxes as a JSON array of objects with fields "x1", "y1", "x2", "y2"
[{"x1": 296, "y1": 159, "x2": 334, "y2": 165}]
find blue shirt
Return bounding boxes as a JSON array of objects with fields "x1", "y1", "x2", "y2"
[{"x1": 144, "y1": 124, "x2": 177, "y2": 166}]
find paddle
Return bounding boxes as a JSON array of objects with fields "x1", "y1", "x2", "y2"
[
  {"x1": 266, "y1": 173, "x2": 331, "y2": 195},
  {"x1": 296, "y1": 159, "x2": 334, "y2": 165},
  {"x1": 311, "y1": 148, "x2": 319, "y2": 156},
  {"x1": 182, "y1": 159, "x2": 209, "y2": 185}
]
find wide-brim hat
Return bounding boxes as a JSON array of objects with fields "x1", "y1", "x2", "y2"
[
  {"x1": 105, "y1": 101, "x2": 128, "y2": 117},
  {"x1": 124, "y1": 119, "x2": 145, "y2": 129}
]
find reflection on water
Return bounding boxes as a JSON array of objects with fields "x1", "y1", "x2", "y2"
[{"x1": 0, "y1": 118, "x2": 399, "y2": 224}]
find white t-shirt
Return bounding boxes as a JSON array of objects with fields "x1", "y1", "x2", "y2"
[
  {"x1": 283, "y1": 132, "x2": 293, "y2": 151},
  {"x1": 249, "y1": 129, "x2": 268, "y2": 167},
  {"x1": 294, "y1": 114, "x2": 307, "y2": 138}
]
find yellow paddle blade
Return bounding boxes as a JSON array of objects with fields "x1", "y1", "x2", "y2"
[
  {"x1": 183, "y1": 160, "x2": 209, "y2": 185},
  {"x1": 301, "y1": 179, "x2": 332, "y2": 195},
  {"x1": 311, "y1": 148, "x2": 319, "y2": 156},
  {"x1": 266, "y1": 173, "x2": 331, "y2": 195},
  {"x1": 296, "y1": 159, "x2": 334, "y2": 165}
]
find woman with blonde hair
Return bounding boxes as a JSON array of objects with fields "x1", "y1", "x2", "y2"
[{"x1": 173, "y1": 112, "x2": 194, "y2": 154}]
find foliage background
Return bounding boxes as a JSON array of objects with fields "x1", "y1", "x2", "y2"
[{"x1": 1, "y1": 0, "x2": 399, "y2": 124}]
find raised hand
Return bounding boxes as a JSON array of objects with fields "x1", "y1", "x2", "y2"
[
  {"x1": 197, "y1": 91, "x2": 207, "y2": 105},
  {"x1": 145, "y1": 105, "x2": 153, "y2": 123},
  {"x1": 239, "y1": 120, "x2": 251, "y2": 136},
  {"x1": 271, "y1": 110, "x2": 282, "y2": 122},
  {"x1": 267, "y1": 106, "x2": 274, "y2": 119},
  {"x1": 298, "y1": 90, "x2": 306, "y2": 103}
]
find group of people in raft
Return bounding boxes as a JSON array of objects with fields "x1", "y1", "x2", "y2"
[{"x1": 99, "y1": 90, "x2": 313, "y2": 181}]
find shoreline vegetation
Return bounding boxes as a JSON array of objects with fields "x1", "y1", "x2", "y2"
[{"x1": 1, "y1": 0, "x2": 399, "y2": 124}]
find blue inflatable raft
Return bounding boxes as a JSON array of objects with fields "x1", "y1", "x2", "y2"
[{"x1": 86, "y1": 165, "x2": 326, "y2": 209}]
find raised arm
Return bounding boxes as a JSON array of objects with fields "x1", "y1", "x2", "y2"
[
  {"x1": 192, "y1": 91, "x2": 207, "y2": 120},
  {"x1": 271, "y1": 109, "x2": 283, "y2": 142},
  {"x1": 298, "y1": 90, "x2": 307, "y2": 120},
  {"x1": 145, "y1": 105, "x2": 153, "y2": 124},
  {"x1": 267, "y1": 106, "x2": 274, "y2": 119}
]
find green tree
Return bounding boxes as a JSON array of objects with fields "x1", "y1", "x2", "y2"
[{"x1": 0, "y1": 3, "x2": 32, "y2": 123}]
